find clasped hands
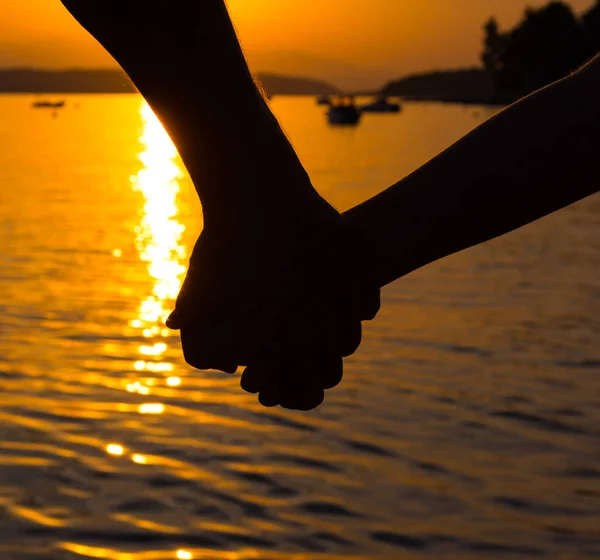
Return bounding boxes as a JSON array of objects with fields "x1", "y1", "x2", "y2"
[
  {"x1": 56, "y1": 0, "x2": 381, "y2": 411},
  {"x1": 166, "y1": 174, "x2": 381, "y2": 411}
]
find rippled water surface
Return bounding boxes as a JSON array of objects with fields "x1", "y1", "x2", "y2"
[{"x1": 0, "y1": 95, "x2": 599, "y2": 560}]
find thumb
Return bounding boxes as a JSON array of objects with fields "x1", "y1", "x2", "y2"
[{"x1": 165, "y1": 309, "x2": 182, "y2": 330}]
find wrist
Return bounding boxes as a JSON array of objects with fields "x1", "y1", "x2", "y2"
[
  {"x1": 340, "y1": 206, "x2": 391, "y2": 290},
  {"x1": 339, "y1": 215, "x2": 386, "y2": 296},
  {"x1": 194, "y1": 120, "x2": 323, "y2": 225}
]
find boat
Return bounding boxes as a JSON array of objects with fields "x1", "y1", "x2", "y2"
[
  {"x1": 32, "y1": 100, "x2": 66, "y2": 109},
  {"x1": 360, "y1": 96, "x2": 401, "y2": 113},
  {"x1": 316, "y1": 94, "x2": 331, "y2": 105},
  {"x1": 326, "y1": 96, "x2": 361, "y2": 125},
  {"x1": 327, "y1": 105, "x2": 361, "y2": 125}
]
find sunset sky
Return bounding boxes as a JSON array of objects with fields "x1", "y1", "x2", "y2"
[{"x1": 1, "y1": 0, "x2": 595, "y2": 89}]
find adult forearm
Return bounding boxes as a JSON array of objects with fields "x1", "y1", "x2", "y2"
[
  {"x1": 344, "y1": 55, "x2": 600, "y2": 287},
  {"x1": 61, "y1": 1, "x2": 304, "y2": 220}
]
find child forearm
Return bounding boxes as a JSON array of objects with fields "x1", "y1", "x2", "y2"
[{"x1": 344, "y1": 55, "x2": 600, "y2": 287}]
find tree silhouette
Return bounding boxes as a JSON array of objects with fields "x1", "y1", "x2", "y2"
[
  {"x1": 481, "y1": 18, "x2": 506, "y2": 76},
  {"x1": 582, "y1": 0, "x2": 600, "y2": 51},
  {"x1": 482, "y1": 1, "x2": 597, "y2": 102}
]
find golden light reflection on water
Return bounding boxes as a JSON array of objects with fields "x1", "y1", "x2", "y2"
[
  {"x1": 167, "y1": 376, "x2": 182, "y2": 387},
  {"x1": 125, "y1": 381, "x2": 150, "y2": 395},
  {"x1": 138, "y1": 403, "x2": 165, "y2": 415},
  {"x1": 128, "y1": 101, "x2": 187, "y2": 396},
  {"x1": 131, "y1": 454, "x2": 149, "y2": 465},
  {"x1": 106, "y1": 444, "x2": 125, "y2": 456},
  {"x1": 60, "y1": 543, "x2": 197, "y2": 560},
  {"x1": 0, "y1": 94, "x2": 595, "y2": 560}
]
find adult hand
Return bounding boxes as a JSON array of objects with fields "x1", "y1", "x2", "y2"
[{"x1": 167, "y1": 185, "x2": 380, "y2": 410}]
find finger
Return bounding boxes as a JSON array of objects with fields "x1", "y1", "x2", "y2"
[
  {"x1": 277, "y1": 365, "x2": 313, "y2": 409},
  {"x1": 304, "y1": 313, "x2": 345, "y2": 385},
  {"x1": 277, "y1": 356, "x2": 330, "y2": 410},
  {"x1": 319, "y1": 355, "x2": 344, "y2": 390},
  {"x1": 167, "y1": 298, "x2": 219, "y2": 331},
  {"x1": 165, "y1": 309, "x2": 182, "y2": 330},
  {"x1": 280, "y1": 383, "x2": 324, "y2": 410},
  {"x1": 203, "y1": 307, "x2": 253, "y2": 368},
  {"x1": 278, "y1": 380, "x2": 316, "y2": 410},
  {"x1": 339, "y1": 317, "x2": 362, "y2": 358},
  {"x1": 179, "y1": 301, "x2": 255, "y2": 371},
  {"x1": 287, "y1": 386, "x2": 325, "y2": 411},
  {"x1": 359, "y1": 286, "x2": 381, "y2": 321},
  {"x1": 240, "y1": 364, "x2": 269, "y2": 394},
  {"x1": 180, "y1": 329, "x2": 213, "y2": 370},
  {"x1": 236, "y1": 303, "x2": 284, "y2": 366},
  {"x1": 180, "y1": 327, "x2": 237, "y2": 373},
  {"x1": 258, "y1": 383, "x2": 280, "y2": 407}
]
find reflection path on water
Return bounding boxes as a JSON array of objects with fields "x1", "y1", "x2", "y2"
[
  {"x1": 129, "y1": 101, "x2": 186, "y2": 383},
  {"x1": 99, "y1": 102, "x2": 192, "y2": 559},
  {"x1": 104, "y1": 101, "x2": 188, "y2": 485},
  {"x1": 0, "y1": 96, "x2": 598, "y2": 560}
]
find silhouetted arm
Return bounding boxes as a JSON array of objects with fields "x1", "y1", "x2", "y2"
[
  {"x1": 61, "y1": 0, "x2": 382, "y2": 410},
  {"x1": 344, "y1": 55, "x2": 600, "y2": 288},
  {"x1": 60, "y1": 0, "x2": 317, "y2": 225}
]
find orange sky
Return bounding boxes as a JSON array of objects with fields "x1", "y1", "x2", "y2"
[{"x1": 0, "y1": 0, "x2": 595, "y2": 89}]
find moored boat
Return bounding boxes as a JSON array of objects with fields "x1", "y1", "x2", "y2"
[
  {"x1": 32, "y1": 100, "x2": 66, "y2": 109},
  {"x1": 360, "y1": 96, "x2": 401, "y2": 113},
  {"x1": 325, "y1": 96, "x2": 361, "y2": 125}
]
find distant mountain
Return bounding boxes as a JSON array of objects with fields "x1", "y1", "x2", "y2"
[
  {"x1": 381, "y1": 68, "x2": 497, "y2": 104},
  {"x1": 257, "y1": 72, "x2": 340, "y2": 96},
  {"x1": 0, "y1": 68, "x2": 136, "y2": 94},
  {"x1": 248, "y1": 49, "x2": 387, "y2": 92},
  {"x1": 0, "y1": 68, "x2": 340, "y2": 96}
]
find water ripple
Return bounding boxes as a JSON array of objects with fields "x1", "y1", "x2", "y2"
[{"x1": 0, "y1": 96, "x2": 599, "y2": 559}]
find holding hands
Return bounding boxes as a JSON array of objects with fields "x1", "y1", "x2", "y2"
[{"x1": 61, "y1": 0, "x2": 600, "y2": 410}]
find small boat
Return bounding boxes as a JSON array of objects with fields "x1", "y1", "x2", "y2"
[
  {"x1": 316, "y1": 95, "x2": 331, "y2": 106},
  {"x1": 326, "y1": 96, "x2": 361, "y2": 125},
  {"x1": 32, "y1": 100, "x2": 66, "y2": 109},
  {"x1": 327, "y1": 105, "x2": 361, "y2": 125},
  {"x1": 360, "y1": 96, "x2": 401, "y2": 113}
]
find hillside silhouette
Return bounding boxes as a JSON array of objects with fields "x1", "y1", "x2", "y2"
[
  {"x1": 256, "y1": 73, "x2": 340, "y2": 96},
  {"x1": 381, "y1": 68, "x2": 494, "y2": 104},
  {"x1": 0, "y1": 69, "x2": 135, "y2": 94},
  {"x1": 483, "y1": 0, "x2": 599, "y2": 102},
  {"x1": 3, "y1": 2, "x2": 599, "y2": 104},
  {"x1": 0, "y1": 68, "x2": 339, "y2": 96},
  {"x1": 383, "y1": 0, "x2": 600, "y2": 104}
]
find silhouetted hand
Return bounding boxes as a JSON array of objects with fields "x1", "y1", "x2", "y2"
[
  {"x1": 239, "y1": 218, "x2": 381, "y2": 410},
  {"x1": 59, "y1": 0, "x2": 382, "y2": 409},
  {"x1": 166, "y1": 197, "x2": 335, "y2": 370},
  {"x1": 167, "y1": 192, "x2": 380, "y2": 410}
]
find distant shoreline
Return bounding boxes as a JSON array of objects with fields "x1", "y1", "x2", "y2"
[
  {"x1": 0, "y1": 67, "x2": 511, "y2": 106},
  {"x1": 397, "y1": 95, "x2": 506, "y2": 106},
  {"x1": 0, "y1": 68, "x2": 340, "y2": 97},
  {"x1": 380, "y1": 68, "x2": 512, "y2": 106}
]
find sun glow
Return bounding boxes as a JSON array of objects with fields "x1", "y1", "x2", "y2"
[
  {"x1": 138, "y1": 403, "x2": 165, "y2": 415},
  {"x1": 132, "y1": 103, "x2": 186, "y2": 325},
  {"x1": 128, "y1": 102, "x2": 187, "y2": 383},
  {"x1": 106, "y1": 444, "x2": 125, "y2": 456}
]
